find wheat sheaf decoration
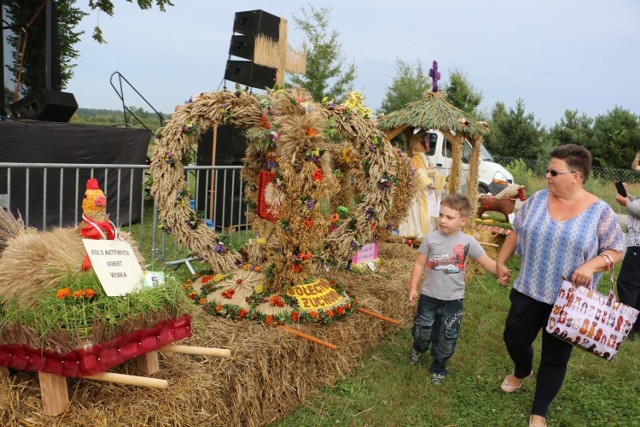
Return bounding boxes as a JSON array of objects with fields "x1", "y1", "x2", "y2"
[{"x1": 150, "y1": 88, "x2": 414, "y2": 323}]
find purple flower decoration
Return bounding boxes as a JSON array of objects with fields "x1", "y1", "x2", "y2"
[
  {"x1": 365, "y1": 208, "x2": 375, "y2": 220},
  {"x1": 305, "y1": 199, "x2": 316, "y2": 211},
  {"x1": 270, "y1": 131, "x2": 281, "y2": 143},
  {"x1": 377, "y1": 179, "x2": 392, "y2": 190},
  {"x1": 214, "y1": 242, "x2": 225, "y2": 253}
]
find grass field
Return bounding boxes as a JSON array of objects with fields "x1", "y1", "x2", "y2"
[{"x1": 273, "y1": 260, "x2": 640, "y2": 427}]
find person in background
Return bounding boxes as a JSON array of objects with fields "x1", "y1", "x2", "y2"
[
  {"x1": 398, "y1": 130, "x2": 446, "y2": 238},
  {"x1": 496, "y1": 144, "x2": 624, "y2": 427},
  {"x1": 631, "y1": 151, "x2": 640, "y2": 171},
  {"x1": 615, "y1": 184, "x2": 640, "y2": 341},
  {"x1": 407, "y1": 193, "x2": 507, "y2": 385}
]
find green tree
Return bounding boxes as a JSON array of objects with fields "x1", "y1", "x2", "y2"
[
  {"x1": 289, "y1": 6, "x2": 357, "y2": 103},
  {"x1": 4, "y1": 0, "x2": 172, "y2": 95},
  {"x1": 378, "y1": 58, "x2": 430, "y2": 115},
  {"x1": 545, "y1": 109, "x2": 594, "y2": 149},
  {"x1": 587, "y1": 107, "x2": 640, "y2": 169},
  {"x1": 484, "y1": 98, "x2": 548, "y2": 160},
  {"x1": 441, "y1": 68, "x2": 483, "y2": 118}
]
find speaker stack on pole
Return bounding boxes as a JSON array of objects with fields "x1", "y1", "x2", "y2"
[{"x1": 224, "y1": 9, "x2": 280, "y2": 89}]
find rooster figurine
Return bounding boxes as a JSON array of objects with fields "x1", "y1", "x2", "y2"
[{"x1": 80, "y1": 178, "x2": 118, "y2": 270}]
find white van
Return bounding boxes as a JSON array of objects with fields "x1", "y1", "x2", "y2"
[{"x1": 424, "y1": 130, "x2": 514, "y2": 195}]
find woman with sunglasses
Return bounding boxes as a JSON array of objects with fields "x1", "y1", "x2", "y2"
[{"x1": 495, "y1": 144, "x2": 624, "y2": 427}]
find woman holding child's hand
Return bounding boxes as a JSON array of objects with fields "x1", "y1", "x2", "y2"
[{"x1": 495, "y1": 144, "x2": 623, "y2": 427}]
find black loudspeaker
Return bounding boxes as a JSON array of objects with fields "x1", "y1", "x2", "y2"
[
  {"x1": 229, "y1": 35, "x2": 256, "y2": 60},
  {"x1": 233, "y1": 9, "x2": 280, "y2": 39},
  {"x1": 9, "y1": 89, "x2": 78, "y2": 122},
  {"x1": 197, "y1": 125, "x2": 247, "y2": 166},
  {"x1": 224, "y1": 60, "x2": 277, "y2": 89},
  {"x1": 196, "y1": 125, "x2": 248, "y2": 227}
]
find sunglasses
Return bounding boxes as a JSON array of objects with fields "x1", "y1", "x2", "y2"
[{"x1": 546, "y1": 169, "x2": 576, "y2": 177}]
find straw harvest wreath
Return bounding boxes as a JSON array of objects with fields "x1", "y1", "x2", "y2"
[{"x1": 150, "y1": 88, "x2": 416, "y2": 324}]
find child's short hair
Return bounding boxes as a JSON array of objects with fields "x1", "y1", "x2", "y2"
[{"x1": 441, "y1": 193, "x2": 472, "y2": 217}]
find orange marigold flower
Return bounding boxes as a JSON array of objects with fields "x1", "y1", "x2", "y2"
[
  {"x1": 260, "y1": 116, "x2": 270, "y2": 130},
  {"x1": 303, "y1": 218, "x2": 314, "y2": 229},
  {"x1": 312, "y1": 168, "x2": 323, "y2": 181},
  {"x1": 330, "y1": 213, "x2": 340, "y2": 223},
  {"x1": 254, "y1": 266, "x2": 262, "y2": 273},
  {"x1": 309, "y1": 310, "x2": 318, "y2": 319},
  {"x1": 238, "y1": 309, "x2": 248, "y2": 318},
  {"x1": 302, "y1": 252, "x2": 312, "y2": 260},
  {"x1": 243, "y1": 264, "x2": 250, "y2": 271},
  {"x1": 72, "y1": 290, "x2": 84, "y2": 299},
  {"x1": 56, "y1": 288, "x2": 71, "y2": 299},
  {"x1": 199, "y1": 298, "x2": 207, "y2": 305},
  {"x1": 83, "y1": 289, "x2": 96, "y2": 299},
  {"x1": 201, "y1": 275, "x2": 213, "y2": 284},
  {"x1": 329, "y1": 280, "x2": 337, "y2": 287},
  {"x1": 336, "y1": 306, "x2": 345, "y2": 315},
  {"x1": 266, "y1": 314, "x2": 273, "y2": 325},
  {"x1": 215, "y1": 304, "x2": 223, "y2": 313},
  {"x1": 291, "y1": 311, "x2": 300, "y2": 322},
  {"x1": 345, "y1": 303, "x2": 351, "y2": 309},
  {"x1": 293, "y1": 264, "x2": 302, "y2": 273},
  {"x1": 269, "y1": 295, "x2": 285, "y2": 307},
  {"x1": 326, "y1": 309, "x2": 335, "y2": 318},
  {"x1": 189, "y1": 292, "x2": 197, "y2": 300},
  {"x1": 306, "y1": 128, "x2": 317, "y2": 137}
]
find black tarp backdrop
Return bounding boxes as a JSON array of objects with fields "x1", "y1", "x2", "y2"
[
  {"x1": 0, "y1": 120, "x2": 150, "y2": 228},
  {"x1": 196, "y1": 124, "x2": 248, "y2": 227}
]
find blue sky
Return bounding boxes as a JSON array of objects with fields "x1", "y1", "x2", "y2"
[{"x1": 61, "y1": 0, "x2": 640, "y2": 127}]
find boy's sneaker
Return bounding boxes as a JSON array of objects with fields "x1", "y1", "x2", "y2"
[
  {"x1": 408, "y1": 348, "x2": 423, "y2": 365},
  {"x1": 431, "y1": 372, "x2": 446, "y2": 385}
]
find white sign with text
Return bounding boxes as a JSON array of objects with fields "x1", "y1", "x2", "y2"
[{"x1": 82, "y1": 239, "x2": 144, "y2": 296}]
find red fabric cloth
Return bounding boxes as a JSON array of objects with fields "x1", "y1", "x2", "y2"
[
  {"x1": 0, "y1": 315, "x2": 191, "y2": 377},
  {"x1": 80, "y1": 221, "x2": 116, "y2": 240}
]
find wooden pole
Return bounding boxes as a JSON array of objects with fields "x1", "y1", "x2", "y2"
[
  {"x1": 83, "y1": 372, "x2": 169, "y2": 390},
  {"x1": 357, "y1": 307, "x2": 401, "y2": 326},
  {"x1": 38, "y1": 372, "x2": 69, "y2": 416},
  {"x1": 136, "y1": 350, "x2": 160, "y2": 375},
  {"x1": 160, "y1": 344, "x2": 231, "y2": 358},
  {"x1": 208, "y1": 126, "x2": 218, "y2": 222},
  {"x1": 277, "y1": 325, "x2": 337, "y2": 350}
]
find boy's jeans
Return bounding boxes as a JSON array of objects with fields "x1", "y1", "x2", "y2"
[{"x1": 411, "y1": 294, "x2": 464, "y2": 375}]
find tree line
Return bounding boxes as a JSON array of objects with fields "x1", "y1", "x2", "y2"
[{"x1": 5, "y1": 3, "x2": 639, "y2": 169}]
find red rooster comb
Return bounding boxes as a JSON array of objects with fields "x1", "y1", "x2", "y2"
[{"x1": 86, "y1": 178, "x2": 100, "y2": 190}]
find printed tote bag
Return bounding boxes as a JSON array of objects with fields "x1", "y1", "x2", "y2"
[{"x1": 546, "y1": 259, "x2": 639, "y2": 361}]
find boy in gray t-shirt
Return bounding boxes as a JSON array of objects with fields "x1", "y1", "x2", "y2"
[{"x1": 407, "y1": 193, "x2": 505, "y2": 384}]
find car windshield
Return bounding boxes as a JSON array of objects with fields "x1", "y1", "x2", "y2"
[{"x1": 452, "y1": 140, "x2": 495, "y2": 163}]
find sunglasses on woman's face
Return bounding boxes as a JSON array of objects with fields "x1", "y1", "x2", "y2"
[{"x1": 546, "y1": 169, "x2": 576, "y2": 177}]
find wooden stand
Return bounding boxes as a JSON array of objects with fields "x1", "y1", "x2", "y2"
[{"x1": 9, "y1": 344, "x2": 231, "y2": 416}]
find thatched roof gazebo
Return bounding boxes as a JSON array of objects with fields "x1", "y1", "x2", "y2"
[{"x1": 377, "y1": 91, "x2": 489, "y2": 218}]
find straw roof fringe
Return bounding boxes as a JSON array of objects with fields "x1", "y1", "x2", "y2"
[{"x1": 377, "y1": 91, "x2": 489, "y2": 137}]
